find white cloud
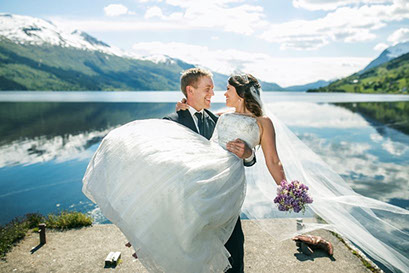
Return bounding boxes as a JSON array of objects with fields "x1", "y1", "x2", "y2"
[
  {"x1": 156, "y1": 0, "x2": 409, "y2": 49},
  {"x1": 55, "y1": 0, "x2": 409, "y2": 51},
  {"x1": 165, "y1": 0, "x2": 247, "y2": 9},
  {"x1": 387, "y1": 27, "x2": 409, "y2": 44},
  {"x1": 259, "y1": 2, "x2": 409, "y2": 50},
  {"x1": 142, "y1": 0, "x2": 268, "y2": 35},
  {"x1": 279, "y1": 37, "x2": 330, "y2": 51},
  {"x1": 145, "y1": 6, "x2": 164, "y2": 19},
  {"x1": 292, "y1": 0, "x2": 393, "y2": 11},
  {"x1": 130, "y1": 41, "x2": 371, "y2": 86},
  {"x1": 51, "y1": 17, "x2": 191, "y2": 31},
  {"x1": 74, "y1": 1, "x2": 268, "y2": 35},
  {"x1": 104, "y1": 4, "x2": 133, "y2": 17},
  {"x1": 374, "y1": 42, "x2": 389, "y2": 51}
]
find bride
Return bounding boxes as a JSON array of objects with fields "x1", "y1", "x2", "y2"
[{"x1": 82, "y1": 73, "x2": 409, "y2": 273}]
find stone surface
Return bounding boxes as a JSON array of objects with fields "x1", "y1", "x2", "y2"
[{"x1": 0, "y1": 219, "x2": 371, "y2": 273}]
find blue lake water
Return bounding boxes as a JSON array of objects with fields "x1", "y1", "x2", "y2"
[
  {"x1": 0, "y1": 92, "x2": 408, "y2": 227},
  {"x1": 1, "y1": 90, "x2": 409, "y2": 103}
]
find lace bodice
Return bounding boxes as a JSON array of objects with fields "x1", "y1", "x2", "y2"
[{"x1": 212, "y1": 113, "x2": 260, "y2": 150}]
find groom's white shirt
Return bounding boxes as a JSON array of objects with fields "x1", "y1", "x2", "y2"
[
  {"x1": 188, "y1": 105, "x2": 204, "y2": 133},
  {"x1": 187, "y1": 105, "x2": 255, "y2": 162}
]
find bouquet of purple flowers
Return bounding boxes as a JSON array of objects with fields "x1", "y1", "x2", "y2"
[{"x1": 273, "y1": 180, "x2": 313, "y2": 213}]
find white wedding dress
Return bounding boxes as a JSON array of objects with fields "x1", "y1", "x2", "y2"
[
  {"x1": 83, "y1": 109, "x2": 409, "y2": 273},
  {"x1": 82, "y1": 113, "x2": 260, "y2": 273}
]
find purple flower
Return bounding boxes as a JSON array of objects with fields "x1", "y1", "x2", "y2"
[{"x1": 274, "y1": 180, "x2": 313, "y2": 214}]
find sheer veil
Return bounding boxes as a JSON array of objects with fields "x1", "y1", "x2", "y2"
[{"x1": 239, "y1": 83, "x2": 409, "y2": 273}]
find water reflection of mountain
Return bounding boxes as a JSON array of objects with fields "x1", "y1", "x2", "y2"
[
  {"x1": 0, "y1": 102, "x2": 176, "y2": 146},
  {"x1": 0, "y1": 129, "x2": 111, "y2": 167},
  {"x1": 336, "y1": 101, "x2": 409, "y2": 136}
]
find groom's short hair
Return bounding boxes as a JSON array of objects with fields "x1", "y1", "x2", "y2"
[{"x1": 180, "y1": 68, "x2": 213, "y2": 97}]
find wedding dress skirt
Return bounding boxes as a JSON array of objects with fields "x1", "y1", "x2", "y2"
[{"x1": 82, "y1": 113, "x2": 260, "y2": 273}]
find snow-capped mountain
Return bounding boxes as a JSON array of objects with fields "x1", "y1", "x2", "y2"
[
  {"x1": 386, "y1": 41, "x2": 409, "y2": 59},
  {"x1": 0, "y1": 13, "x2": 177, "y2": 64},
  {"x1": 0, "y1": 13, "x2": 129, "y2": 56},
  {"x1": 140, "y1": 54, "x2": 176, "y2": 65},
  {"x1": 361, "y1": 41, "x2": 409, "y2": 73}
]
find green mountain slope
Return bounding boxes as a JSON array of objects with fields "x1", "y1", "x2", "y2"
[
  {"x1": 0, "y1": 38, "x2": 282, "y2": 91},
  {"x1": 308, "y1": 52, "x2": 409, "y2": 94},
  {"x1": 0, "y1": 38, "x2": 188, "y2": 91}
]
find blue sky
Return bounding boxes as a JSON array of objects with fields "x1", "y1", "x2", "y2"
[{"x1": 2, "y1": 0, "x2": 409, "y2": 86}]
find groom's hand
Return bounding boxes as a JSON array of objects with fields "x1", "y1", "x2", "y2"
[
  {"x1": 176, "y1": 98, "x2": 189, "y2": 112},
  {"x1": 226, "y1": 139, "x2": 252, "y2": 159}
]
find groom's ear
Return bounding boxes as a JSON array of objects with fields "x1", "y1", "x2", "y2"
[{"x1": 186, "y1": 85, "x2": 194, "y2": 97}]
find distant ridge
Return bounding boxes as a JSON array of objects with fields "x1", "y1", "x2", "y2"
[{"x1": 284, "y1": 80, "x2": 332, "y2": 91}]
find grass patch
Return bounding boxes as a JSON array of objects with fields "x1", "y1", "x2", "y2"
[
  {"x1": 46, "y1": 211, "x2": 93, "y2": 230},
  {"x1": 0, "y1": 211, "x2": 92, "y2": 259}
]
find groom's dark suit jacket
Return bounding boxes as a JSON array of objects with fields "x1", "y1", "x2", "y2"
[
  {"x1": 164, "y1": 108, "x2": 253, "y2": 273},
  {"x1": 164, "y1": 109, "x2": 217, "y2": 140}
]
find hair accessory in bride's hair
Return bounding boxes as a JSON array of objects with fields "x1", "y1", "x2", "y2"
[
  {"x1": 249, "y1": 85, "x2": 263, "y2": 109},
  {"x1": 233, "y1": 72, "x2": 264, "y2": 110},
  {"x1": 249, "y1": 85, "x2": 258, "y2": 96},
  {"x1": 237, "y1": 73, "x2": 249, "y2": 83},
  {"x1": 239, "y1": 74, "x2": 259, "y2": 98}
]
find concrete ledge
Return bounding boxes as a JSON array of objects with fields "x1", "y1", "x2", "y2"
[{"x1": 0, "y1": 219, "x2": 373, "y2": 273}]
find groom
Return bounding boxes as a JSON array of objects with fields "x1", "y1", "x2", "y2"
[{"x1": 164, "y1": 67, "x2": 256, "y2": 273}]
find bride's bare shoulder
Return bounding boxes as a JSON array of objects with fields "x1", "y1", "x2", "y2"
[
  {"x1": 256, "y1": 116, "x2": 275, "y2": 135},
  {"x1": 256, "y1": 116, "x2": 273, "y2": 125}
]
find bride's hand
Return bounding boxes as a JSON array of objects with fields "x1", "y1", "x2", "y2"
[{"x1": 176, "y1": 98, "x2": 189, "y2": 111}]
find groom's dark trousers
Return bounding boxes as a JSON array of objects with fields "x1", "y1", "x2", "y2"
[{"x1": 164, "y1": 109, "x2": 255, "y2": 273}]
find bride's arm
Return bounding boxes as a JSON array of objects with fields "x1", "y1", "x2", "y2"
[{"x1": 258, "y1": 116, "x2": 286, "y2": 185}]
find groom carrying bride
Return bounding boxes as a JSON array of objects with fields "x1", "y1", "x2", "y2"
[
  {"x1": 164, "y1": 67, "x2": 256, "y2": 273},
  {"x1": 83, "y1": 67, "x2": 409, "y2": 273}
]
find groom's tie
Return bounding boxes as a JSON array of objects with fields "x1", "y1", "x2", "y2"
[{"x1": 194, "y1": 112, "x2": 204, "y2": 136}]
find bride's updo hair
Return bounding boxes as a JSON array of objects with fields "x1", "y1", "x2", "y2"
[{"x1": 228, "y1": 74, "x2": 263, "y2": 117}]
